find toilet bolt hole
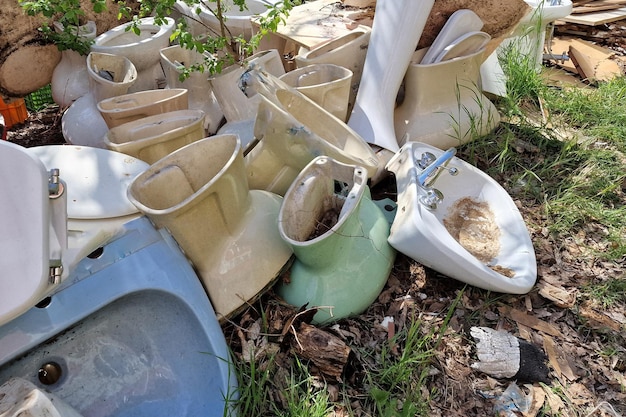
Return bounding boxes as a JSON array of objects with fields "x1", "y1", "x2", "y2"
[
  {"x1": 38, "y1": 361, "x2": 63, "y2": 385},
  {"x1": 35, "y1": 297, "x2": 52, "y2": 309},
  {"x1": 87, "y1": 247, "x2": 104, "y2": 259}
]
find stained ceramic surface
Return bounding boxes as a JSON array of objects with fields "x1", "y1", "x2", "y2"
[{"x1": 386, "y1": 142, "x2": 537, "y2": 294}]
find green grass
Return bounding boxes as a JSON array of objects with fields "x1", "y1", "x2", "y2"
[{"x1": 461, "y1": 37, "x2": 626, "y2": 263}]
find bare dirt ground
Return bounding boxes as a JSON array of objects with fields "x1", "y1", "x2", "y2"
[{"x1": 5, "y1": 20, "x2": 626, "y2": 415}]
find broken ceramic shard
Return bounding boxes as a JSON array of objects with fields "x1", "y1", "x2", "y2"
[
  {"x1": 276, "y1": 156, "x2": 396, "y2": 324},
  {"x1": 386, "y1": 142, "x2": 537, "y2": 294}
]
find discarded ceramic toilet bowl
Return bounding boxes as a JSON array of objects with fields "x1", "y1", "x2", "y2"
[
  {"x1": 480, "y1": 0, "x2": 573, "y2": 97},
  {"x1": 104, "y1": 109, "x2": 206, "y2": 164},
  {"x1": 385, "y1": 142, "x2": 537, "y2": 294},
  {"x1": 210, "y1": 49, "x2": 285, "y2": 122},
  {"x1": 245, "y1": 77, "x2": 379, "y2": 196},
  {"x1": 210, "y1": 49, "x2": 285, "y2": 147},
  {"x1": 50, "y1": 20, "x2": 98, "y2": 108},
  {"x1": 0, "y1": 378, "x2": 84, "y2": 417},
  {"x1": 0, "y1": 140, "x2": 149, "y2": 325},
  {"x1": 0, "y1": 212, "x2": 237, "y2": 417},
  {"x1": 62, "y1": 52, "x2": 137, "y2": 148},
  {"x1": 395, "y1": 48, "x2": 500, "y2": 150},
  {"x1": 159, "y1": 44, "x2": 224, "y2": 134},
  {"x1": 91, "y1": 17, "x2": 175, "y2": 92},
  {"x1": 295, "y1": 25, "x2": 371, "y2": 114},
  {"x1": 127, "y1": 134, "x2": 293, "y2": 321},
  {"x1": 279, "y1": 63, "x2": 353, "y2": 122},
  {"x1": 347, "y1": 0, "x2": 435, "y2": 154},
  {"x1": 180, "y1": 0, "x2": 278, "y2": 40},
  {"x1": 27, "y1": 145, "x2": 149, "y2": 260},
  {"x1": 276, "y1": 156, "x2": 396, "y2": 324},
  {"x1": 97, "y1": 88, "x2": 188, "y2": 129}
]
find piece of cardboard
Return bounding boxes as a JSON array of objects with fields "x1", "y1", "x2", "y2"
[{"x1": 550, "y1": 37, "x2": 623, "y2": 81}]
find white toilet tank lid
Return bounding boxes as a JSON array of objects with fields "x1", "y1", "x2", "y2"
[
  {"x1": 0, "y1": 141, "x2": 50, "y2": 326},
  {"x1": 27, "y1": 146, "x2": 149, "y2": 219}
]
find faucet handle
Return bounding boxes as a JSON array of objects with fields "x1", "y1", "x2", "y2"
[
  {"x1": 419, "y1": 188, "x2": 443, "y2": 210},
  {"x1": 416, "y1": 151, "x2": 436, "y2": 169}
]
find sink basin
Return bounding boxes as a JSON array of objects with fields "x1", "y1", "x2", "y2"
[{"x1": 0, "y1": 217, "x2": 236, "y2": 417}]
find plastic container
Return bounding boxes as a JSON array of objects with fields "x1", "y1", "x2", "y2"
[{"x1": 0, "y1": 97, "x2": 28, "y2": 128}]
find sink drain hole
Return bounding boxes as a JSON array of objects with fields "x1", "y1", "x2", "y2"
[{"x1": 38, "y1": 361, "x2": 62, "y2": 385}]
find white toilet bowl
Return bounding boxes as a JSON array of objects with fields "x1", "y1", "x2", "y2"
[
  {"x1": 480, "y1": 0, "x2": 573, "y2": 97},
  {"x1": 386, "y1": 142, "x2": 537, "y2": 294},
  {"x1": 159, "y1": 44, "x2": 224, "y2": 134},
  {"x1": 91, "y1": 17, "x2": 175, "y2": 92},
  {"x1": 295, "y1": 26, "x2": 372, "y2": 115},
  {"x1": 0, "y1": 141, "x2": 149, "y2": 326},
  {"x1": 184, "y1": 0, "x2": 277, "y2": 40},
  {"x1": 279, "y1": 63, "x2": 353, "y2": 122}
]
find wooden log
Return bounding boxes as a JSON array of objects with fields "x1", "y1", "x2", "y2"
[{"x1": 290, "y1": 322, "x2": 351, "y2": 380}]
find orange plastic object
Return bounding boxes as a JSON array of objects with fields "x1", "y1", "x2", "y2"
[{"x1": 0, "y1": 97, "x2": 28, "y2": 128}]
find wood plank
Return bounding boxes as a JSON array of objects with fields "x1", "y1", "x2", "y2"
[
  {"x1": 572, "y1": 4, "x2": 624, "y2": 13},
  {"x1": 560, "y1": 7, "x2": 626, "y2": 25}
]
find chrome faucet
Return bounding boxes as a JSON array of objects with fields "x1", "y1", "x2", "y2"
[{"x1": 414, "y1": 147, "x2": 459, "y2": 209}]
